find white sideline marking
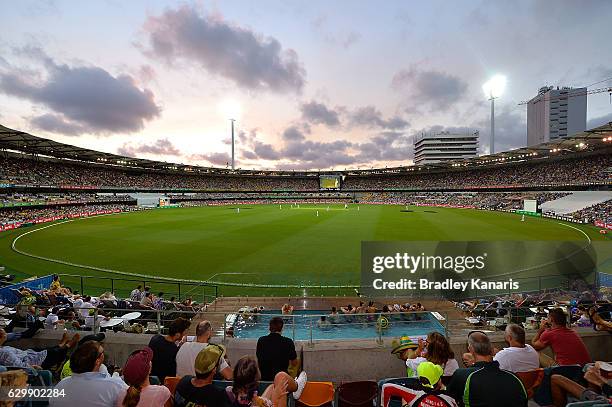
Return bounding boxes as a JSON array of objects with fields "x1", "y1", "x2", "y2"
[
  {"x1": 10, "y1": 219, "x2": 356, "y2": 289},
  {"x1": 556, "y1": 222, "x2": 591, "y2": 244}
]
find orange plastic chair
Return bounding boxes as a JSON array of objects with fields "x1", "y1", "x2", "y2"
[
  {"x1": 515, "y1": 368, "x2": 545, "y2": 399},
  {"x1": 296, "y1": 381, "x2": 335, "y2": 407},
  {"x1": 163, "y1": 376, "x2": 181, "y2": 407},
  {"x1": 164, "y1": 376, "x2": 181, "y2": 394}
]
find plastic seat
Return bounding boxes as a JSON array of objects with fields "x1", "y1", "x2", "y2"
[
  {"x1": 533, "y1": 364, "x2": 583, "y2": 406},
  {"x1": 336, "y1": 380, "x2": 378, "y2": 407},
  {"x1": 515, "y1": 368, "x2": 544, "y2": 399},
  {"x1": 164, "y1": 376, "x2": 181, "y2": 395},
  {"x1": 296, "y1": 381, "x2": 334, "y2": 407}
]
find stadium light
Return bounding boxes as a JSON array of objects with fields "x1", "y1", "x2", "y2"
[
  {"x1": 230, "y1": 119, "x2": 236, "y2": 170},
  {"x1": 217, "y1": 99, "x2": 242, "y2": 170},
  {"x1": 482, "y1": 75, "x2": 507, "y2": 155}
]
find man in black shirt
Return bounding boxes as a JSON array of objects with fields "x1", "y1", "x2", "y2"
[
  {"x1": 174, "y1": 343, "x2": 230, "y2": 407},
  {"x1": 447, "y1": 331, "x2": 527, "y2": 407},
  {"x1": 256, "y1": 317, "x2": 298, "y2": 381},
  {"x1": 148, "y1": 317, "x2": 191, "y2": 381}
]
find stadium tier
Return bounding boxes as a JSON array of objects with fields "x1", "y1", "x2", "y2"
[
  {"x1": 3, "y1": 2, "x2": 612, "y2": 405},
  {"x1": 1, "y1": 123, "x2": 611, "y2": 193},
  {"x1": 0, "y1": 124, "x2": 611, "y2": 407}
]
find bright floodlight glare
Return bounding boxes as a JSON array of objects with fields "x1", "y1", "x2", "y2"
[
  {"x1": 218, "y1": 99, "x2": 242, "y2": 119},
  {"x1": 482, "y1": 74, "x2": 507, "y2": 98}
]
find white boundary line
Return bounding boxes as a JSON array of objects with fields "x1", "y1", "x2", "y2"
[
  {"x1": 10, "y1": 218, "x2": 356, "y2": 289},
  {"x1": 556, "y1": 222, "x2": 592, "y2": 244},
  {"x1": 8, "y1": 211, "x2": 596, "y2": 289}
]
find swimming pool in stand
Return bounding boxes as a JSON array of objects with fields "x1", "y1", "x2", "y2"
[{"x1": 229, "y1": 310, "x2": 446, "y2": 340}]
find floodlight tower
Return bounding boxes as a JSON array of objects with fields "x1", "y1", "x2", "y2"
[
  {"x1": 230, "y1": 118, "x2": 236, "y2": 170},
  {"x1": 482, "y1": 75, "x2": 507, "y2": 155}
]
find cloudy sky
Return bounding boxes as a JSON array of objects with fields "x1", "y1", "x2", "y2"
[{"x1": 1, "y1": 0, "x2": 611, "y2": 170}]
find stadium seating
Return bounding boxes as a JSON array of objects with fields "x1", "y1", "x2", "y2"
[
  {"x1": 296, "y1": 381, "x2": 334, "y2": 406},
  {"x1": 335, "y1": 380, "x2": 378, "y2": 407},
  {"x1": 376, "y1": 377, "x2": 421, "y2": 407},
  {"x1": 515, "y1": 368, "x2": 545, "y2": 399}
]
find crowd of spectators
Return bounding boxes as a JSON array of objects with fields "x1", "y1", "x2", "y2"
[
  {"x1": 358, "y1": 191, "x2": 569, "y2": 211},
  {"x1": 570, "y1": 199, "x2": 612, "y2": 224},
  {"x1": 0, "y1": 273, "x2": 610, "y2": 406},
  {"x1": 2, "y1": 189, "x2": 606, "y2": 230},
  {"x1": 0, "y1": 203, "x2": 137, "y2": 227},
  {"x1": 344, "y1": 153, "x2": 611, "y2": 190},
  {"x1": 0, "y1": 192, "x2": 134, "y2": 207},
  {"x1": 1, "y1": 274, "x2": 309, "y2": 406},
  {"x1": 1, "y1": 151, "x2": 609, "y2": 192},
  {"x1": 1, "y1": 277, "x2": 205, "y2": 336},
  {"x1": 0, "y1": 156, "x2": 319, "y2": 191},
  {"x1": 168, "y1": 191, "x2": 352, "y2": 201}
]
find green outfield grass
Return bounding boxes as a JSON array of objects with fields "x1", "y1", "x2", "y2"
[{"x1": 0, "y1": 204, "x2": 608, "y2": 299}]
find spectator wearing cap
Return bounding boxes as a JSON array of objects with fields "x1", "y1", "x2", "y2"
[
  {"x1": 176, "y1": 320, "x2": 232, "y2": 379},
  {"x1": 256, "y1": 317, "x2": 298, "y2": 381},
  {"x1": 116, "y1": 347, "x2": 171, "y2": 407},
  {"x1": 391, "y1": 336, "x2": 419, "y2": 374},
  {"x1": 447, "y1": 331, "x2": 527, "y2": 407},
  {"x1": 382, "y1": 361, "x2": 458, "y2": 407},
  {"x1": 50, "y1": 340, "x2": 127, "y2": 407},
  {"x1": 531, "y1": 307, "x2": 591, "y2": 366},
  {"x1": 148, "y1": 317, "x2": 191, "y2": 382},
  {"x1": 174, "y1": 344, "x2": 230, "y2": 407}
]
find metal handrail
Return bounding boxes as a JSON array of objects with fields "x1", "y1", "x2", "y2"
[{"x1": 56, "y1": 273, "x2": 218, "y2": 304}]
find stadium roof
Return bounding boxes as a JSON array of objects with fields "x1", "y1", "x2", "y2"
[{"x1": 0, "y1": 122, "x2": 611, "y2": 177}]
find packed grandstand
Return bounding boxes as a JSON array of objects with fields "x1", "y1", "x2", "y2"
[
  {"x1": 1, "y1": 123, "x2": 611, "y2": 230},
  {"x1": 0, "y1": 122, "x2": 611, "y2": 407}
]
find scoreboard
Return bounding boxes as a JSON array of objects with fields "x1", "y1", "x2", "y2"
[{"x1": 320, "y1": 175, "x2": 341, "y2": 189}]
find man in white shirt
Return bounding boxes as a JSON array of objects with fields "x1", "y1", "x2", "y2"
[
  {"x1": 50, "y1": 340, "x2": 127, "y2": 407},
  {"x1": 73, "y1": 296, "x2": 93, "y2": 320},
  {"x1": 175, "y1": 320, "x2": 232, "y2": 379},
  {"x1": 45, "y1": 307, "x2": 60, "y2": 330},
  {"x1": 493, "y1": 323, "x2": 539, "y2": 372}
]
